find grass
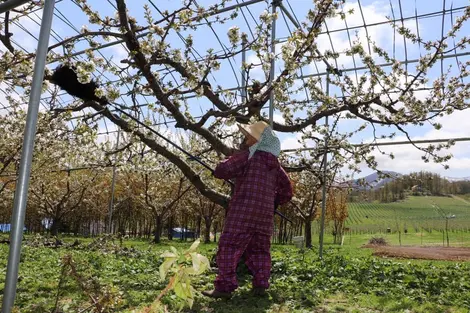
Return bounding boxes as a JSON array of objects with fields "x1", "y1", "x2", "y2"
[
  {"x1": 0, "y1": 235, "x2": 469, "y2": 313},
  {"x1": 1, "y1": 195, "x2": 469, "y2": 312},
  {"x1": 330, "y1": 230, "x2": 470, "y2": 248},
  {"x1": 299, "y1": 195, "x2": 470, "y2": 248}
]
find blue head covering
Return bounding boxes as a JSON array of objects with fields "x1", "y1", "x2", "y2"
[{"x1": 248, "y1": 126, "x2": 281, "y2": 159}]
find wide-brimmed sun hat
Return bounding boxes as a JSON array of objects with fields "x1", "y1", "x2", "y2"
[
  {"x1": 237, "y1": 121, "x2": 281, "y2": 159},
  {"x1": 237, "y1": 121, "x2": 269, "y2": 141}
]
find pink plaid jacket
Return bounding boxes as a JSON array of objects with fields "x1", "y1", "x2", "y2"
[{"x1": 214, "y1": 150, "x2": 293, "y2": 235}]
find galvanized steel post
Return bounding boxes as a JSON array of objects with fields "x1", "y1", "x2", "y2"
[
  {"x1": 319, "y1": 73, "x2": 330, "y2": 259},
  {"x1": 107, "y1": 130, "x2": 121, "y2": 234},
  {"x1": 268, "y1": 0, "x2": 280, "y2": 127},
  {"x1": 1, "y1": 0, "x2": 56, "y2": 311}
]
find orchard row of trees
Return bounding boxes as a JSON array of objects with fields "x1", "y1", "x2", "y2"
[{"x1": 0, "y1": 109, "x2": 348, "y2": 247}]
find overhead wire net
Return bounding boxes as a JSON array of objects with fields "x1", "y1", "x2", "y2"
[
  {"x1": 0, "y1": 0, "x2": 469, "y2": 174},
  {"x1": 1, "y1": 0, "x2": 468, "y2": 168}
]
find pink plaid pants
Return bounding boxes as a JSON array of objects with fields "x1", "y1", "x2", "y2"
[{"x1": 214, "y1": 232, "x2": 271, "y2": 293}]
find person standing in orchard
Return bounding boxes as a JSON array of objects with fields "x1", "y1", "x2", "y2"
[{"x1": 203, "y1": 121, "x2": 293, "y2": 298}]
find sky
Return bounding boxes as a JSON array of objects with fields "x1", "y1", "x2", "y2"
[{"x1": 1, "y1": 0, "x2": 470, "y2": 178}]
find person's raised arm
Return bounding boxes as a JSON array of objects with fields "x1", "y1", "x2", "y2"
[{"x1": 213, "y1": 150, "x2": 249, "y2": 180}]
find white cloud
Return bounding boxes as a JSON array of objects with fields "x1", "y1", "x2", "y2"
[
  {"x1": 246, "y1": 53, "x2": 265, "y2": 80},
  {"x1": 96, "y1": 122, "x2": 119, "y2": 145},
  {"x1": 280, "y1": 125, "x2": 321, "y2": 151},
  {"x1": 312, "y1": 1, "x2": 419, "y2": 72},
  {"x1": 359, "y1": 110, "x2": 470, "y2": 176},
  {"x1": 109, "y1": 44, "x2": 129, "y2": 62},
  {"x1": 281, "y1": 133, "x2": 303, "y2": 150},
  {"x1": 273, "y1": 113, "x2": 285, "y2": 124}
]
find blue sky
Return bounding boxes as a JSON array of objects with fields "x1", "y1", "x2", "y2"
[{"x1": 2, "y1": 0, "x2": 470, "y2": 177}]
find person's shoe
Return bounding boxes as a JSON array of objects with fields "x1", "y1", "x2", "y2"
[
  {"x1": 202, "y1": 289, "x2": 232, "y2": 299},
  {"x1": 252, "y1": 287, "x2": 268, "y2": 296}
]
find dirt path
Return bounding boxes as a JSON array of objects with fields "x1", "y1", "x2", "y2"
[{"x1": 364, "y1": 245, "x2": 470, "y2": 261}]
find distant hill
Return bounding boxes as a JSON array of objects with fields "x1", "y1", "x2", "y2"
[
  {"x1": 444, "y1": 176, "x2": 470, "y2": 182},
  {"x1": 351, "y1": 171, "x2": 402, "y2": 190},
  {"x1": 349, "y1": 171, "x2": 470, "y2": 191}
]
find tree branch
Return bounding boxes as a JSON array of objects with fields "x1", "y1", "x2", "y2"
[
  {"x1": 0, "y1": 11, "x2": 15, "y2": 53},
  {"x1": 88, "y1": 99, "x2": 229, "y2": 206},
  {"x1": 47, "y1": 31, "x2": 125, "y2": 53},
  {"x1": 115, "y1": 0, "x2": 232, "y2": 156}
]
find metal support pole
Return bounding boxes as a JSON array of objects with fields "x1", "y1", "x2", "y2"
[
  {"x1": 241, "y1": 38, "x2": 247, "y2": 102},
  {"x1": 107, "y1": 130, "x2": 121, "y2": 234},
  {"x1": 0, "y1": 0, "x2": 31, "y2": 14},
  {"x1": 319, "y1": 73, "x2": 330, "y2": 259},
  {"x1": 278, "y1": 3, "x2": 300, "y2": 28},
  {"x1": 268, "y1": 0, "x2": 279, "y2": 127},
  {"x1": 1, "y1": 0, "x2": 55, "y2": 312}
]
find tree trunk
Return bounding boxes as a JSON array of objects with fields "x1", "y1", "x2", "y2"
[
  {"x1": 203, "y1": 216, "x2": 212, "y2": 244},
  {"x1": 287, "y1": 222, "x2": 292, "y2": 244},
  {"x1": 167, "y1": 215, "x2": 174, "y2": 240},
  {"x1": 295, "y1": 221, "x2": 301, "y2": 236},
  {"x1": 145, "y1": 219, "x2": 150, "y2": 239},
  {"x1": 50, "y1": 218, "x2": 61, "y2": 236},
  {"x1": 196, "y1": 215, "x2": 202, "y2": 239},
  {"x1": 445, "y1": 218, "x2": 450, "y2": 247},
  {"x1": 333, "y1": 220, "x2": 343, "y2": 244},
  {"x1": 277, "y1": 218, "x2": 283, "y2": 244},
  {"x1": 182, "y1": 216, "x2": 188, "y2": 241},
  {"x1": 180, "y1": 213, "x2": 185, "y2": 242},
  {"x1": 305, "y1": 217, "x2": 313, "y2": 248},
  {"x1": 213, "y1": 222, "x2": 218, "y2": 243},
  {"x1": 153, "y1": 215, "x2": 163, "y2": 244},
  {"x1": 118, "y1": 218, "x2": 126, "y2": 235},
  {"x1": 73, "y1": 219, "x2": 81, "y2": 236}
]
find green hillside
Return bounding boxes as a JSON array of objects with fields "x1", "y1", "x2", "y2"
[{"x1": 346, "y1": 196, "x2": 470, "y2": 233}]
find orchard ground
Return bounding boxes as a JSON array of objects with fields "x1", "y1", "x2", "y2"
[{"x1": 1, "y1": 232, "x2": 470, "y2": 313}]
